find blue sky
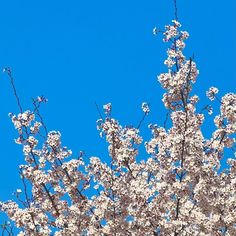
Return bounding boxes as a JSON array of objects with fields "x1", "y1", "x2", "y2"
[{"x1": 0, "y1": 0, "x2": 235, "y2": 213}]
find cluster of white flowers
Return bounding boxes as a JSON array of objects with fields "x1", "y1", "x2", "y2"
[
  {"x1": 206, "y1": 86, "x2": 219, "y2": 101},
  {"x1": 163, "y1": 20, "x2": 181, "y2": 42},
  {"x1": 0, "y1": 19, "x2": 235, "y2": 236},
  {"x1": 221, "y1": 93, "x2": 236, "y2": 123},
  {"x1": 141, "y1": 102, "x2": 150, "y2": 114},
  {"x1": 30, "y1": 121, "x2": 41, "y2": 134},
  {"x1": 9, "y1": 111, "x2": 35, "y2": 133},
  {"x1": 46, "y1": 131, "x2": 61, "y2": 148},
  {"x1": 157, "y1": 21, "x2": 199, "y2": 111},
  {"x1": 103, "y1": 103, "x2": 112, "y2": 115}
]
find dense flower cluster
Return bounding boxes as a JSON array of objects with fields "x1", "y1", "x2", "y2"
[{"x1": 0, "y1": 20, "x2": 236, "y2": 236}]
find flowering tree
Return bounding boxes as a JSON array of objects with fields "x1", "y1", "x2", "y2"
[{"x1": 1, "y1": 8, "x2": 236, "y2": 236}]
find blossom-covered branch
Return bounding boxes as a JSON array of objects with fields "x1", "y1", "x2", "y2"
[{"x1": 0, "y1": 14, "x2": 236, "y2": 236}]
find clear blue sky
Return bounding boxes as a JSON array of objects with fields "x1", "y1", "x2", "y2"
[{"x1": 0, "y1": 0, "x2": 235, "y2": 209}]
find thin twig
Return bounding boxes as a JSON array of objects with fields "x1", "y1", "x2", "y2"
[
  {"x1": 174, "y1": 0, "x2": 178, "y2": 21},
  {"x1": 32, "y1": 98, "x2": 48, "y2": 136},
  {"x1": 95, "y1": 102, "x2": 104, "y2": 120},
  {"x1": 137, "y1": 102, "x2": 150, "y2": 129},
  {"x1": 19, "y1": 169, "x2": 31, "y2": 208},
  {"x1": 137, "y1": 112, "x2": 147, "y2": 130},
  {"x1": 4, "y1": 68, "x2": 23, "y2": 113}
]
